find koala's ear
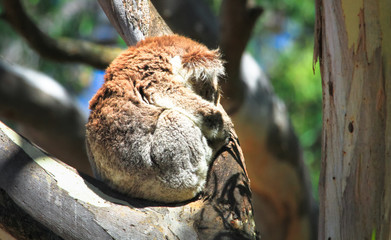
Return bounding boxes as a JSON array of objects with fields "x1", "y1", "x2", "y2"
[
  {"x1": 180, "y1": 50, "x2": 224, "y2": 83},
  {"x1": 182, "y1": 49, "x2": 223, "y2": 73},
  {"x1": 182, "y1": 49, "x2": 219, "y2": 66}
]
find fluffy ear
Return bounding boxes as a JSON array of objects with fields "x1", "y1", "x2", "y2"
[
  {"x1": 182, "y1": 49, "x2": 220, "y2": 67},
  {"x1": 181, "y1": 49, "x2": 225, "y2": 81}
]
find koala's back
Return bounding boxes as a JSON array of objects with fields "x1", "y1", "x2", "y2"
[
  {"x1": 86, "y1": 35, "x2": 231, "y2": 203},
  {"x1": 86, "y1": 38, "x2": 214, "y2": 203}
]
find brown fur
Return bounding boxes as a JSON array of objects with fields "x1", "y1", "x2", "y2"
[{"x1": 86, "y1": 35, "x2": 232, "y2": 203}]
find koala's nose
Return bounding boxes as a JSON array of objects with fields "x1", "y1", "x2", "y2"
[{"x1": 204, "y1": 111, "x2": 224, "y2": 131}]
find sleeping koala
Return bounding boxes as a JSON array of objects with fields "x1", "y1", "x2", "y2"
[{"x1": 86, "y1": 35, "x2": 233, "y2": 203}]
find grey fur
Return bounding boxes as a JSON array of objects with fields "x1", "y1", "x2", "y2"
[{"x1": 86, "y1": 35, "x2": 233, "y2": 203}]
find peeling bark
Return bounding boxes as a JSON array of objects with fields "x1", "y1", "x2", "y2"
[{"x1": 316, "y1": 0, "x2": 391, "y2": 239}]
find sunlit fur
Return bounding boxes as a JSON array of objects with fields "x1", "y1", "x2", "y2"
[{"x1": 86, "y1": 35, "x2": 232, "y2": 203}]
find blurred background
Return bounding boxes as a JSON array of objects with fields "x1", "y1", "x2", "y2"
[{"x1": 0, "y1": 0, "x2": 321, "y2": 239}]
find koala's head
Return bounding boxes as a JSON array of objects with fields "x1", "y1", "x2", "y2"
[{"x1": 136, "y1": 35, "x2": 225, "y2": 105}]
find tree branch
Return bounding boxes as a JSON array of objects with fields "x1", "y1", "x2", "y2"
[
  {"x1": 1, "y1": 0, "x2": 121, "y2": 69},
  {"x1": 0, "y1": 121, "x2": 258, "y2": 239},
  {"x1": 97, "y1": 0, "x2": 172, "y2": 45}
]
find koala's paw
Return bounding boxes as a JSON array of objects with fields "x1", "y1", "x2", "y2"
[{"x1": 198, "y1": 107, "x2": 232, "y2": 151}]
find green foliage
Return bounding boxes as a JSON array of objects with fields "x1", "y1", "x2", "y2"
[
  {"x1": 255, "y1": 0, "x2": 315, "y2": 28},
  {"x1": 78, "y1": 14, "x2": 95, "y2": 37},
  {"x1": 268, "y1": 41, "x2": 322, "y2": 197}
]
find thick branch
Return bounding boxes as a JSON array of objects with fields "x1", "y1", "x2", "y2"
[
  {"x1": 0, "y1": 121, "x2": 257, "y2": 239},
  {"x1": 98, "y1": 0, "x2": 172, "y2": 46},
  {"x1": 1, "y1": 0, "x2": 121, "y2": 69},
  {"x1": 0, "y1": 61, "x2": 92, "y2": 175}
]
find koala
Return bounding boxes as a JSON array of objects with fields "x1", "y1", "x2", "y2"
[{"x1": 86, "y1": 35, "x2": 233, "y2": 203}]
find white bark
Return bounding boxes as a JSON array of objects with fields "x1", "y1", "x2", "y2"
[{"x1": 315, "y1": 0, "x2": 391, "y2": 238}]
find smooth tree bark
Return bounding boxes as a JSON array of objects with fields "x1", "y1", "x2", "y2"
[{"x1": 314, "y1": 0, "x2": 391, "y2": 239}]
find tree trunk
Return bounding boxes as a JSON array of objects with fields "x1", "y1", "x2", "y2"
[{"x1": 314, "y1": 0, "x2": 391, "y2": 239}]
